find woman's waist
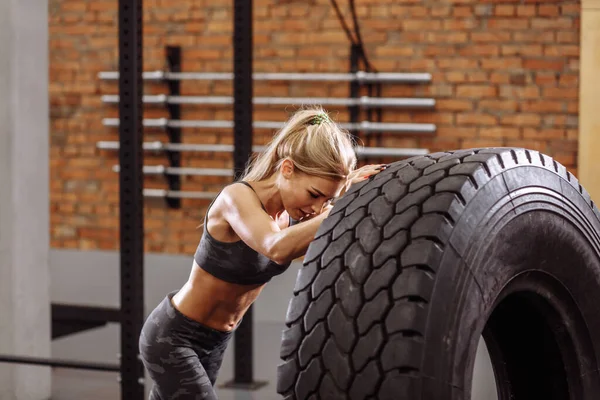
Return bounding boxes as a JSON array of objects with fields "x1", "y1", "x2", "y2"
[{"x1": 172, "y1": 267, "x2": 264, "y2": 332}]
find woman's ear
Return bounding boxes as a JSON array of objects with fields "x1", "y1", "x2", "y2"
[{"x1": 280, "y1": 158, "x2": 295, "y2": 179}]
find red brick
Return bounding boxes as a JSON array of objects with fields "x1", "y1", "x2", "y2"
[
  {"x1": 436, "y1": 126, "x2": 478, "y2": 138},
  {"x1": 513, "y1": 32, "x2": 555, "y2": 43},
  {"x1": 531, "y1": 18, "x2": 573, "y2": 30},
  {"x1": 479, "y1": 99, "x2": 519, "y2": 112},
  {"x1": 480, "y1": 127, "x2": 520, "y2": 138},
  {"x1": 501, "y1": 44, "x2": 543, "y2": 56},
  {"x1": 559, "y1": 74, "x2": 579, "y2": 86},
  {"x1": 535, "y1": 72, "x2": 558, "y2": 86},
  {"x1": 459, "y1": 45, "x2": 500, "y2": 57},
  {"x1": 522, "y1": 101, "x2": 565, "y2": 113},
  {"x1": 544, "y1": 45, "x2": 579, "y2": 57},
  {"x1": 436, "y1": 99, "x2": 474, "y2": 111},
  {"x1": 432, "y1": 6, "x2": 452, "y2": 17},
  {"x1": 495, "y1": 5, "x2": 515, "y2": 16},
  {"x1": 524, "y1": 59, "x2": 565, "y2": 71},
  {"x1": 499, "y1": 85, "x2": 541, "y2": 99},
  {"x1": 462, "y1": 138, "x2": 505, "y2": 148},
  {"x1": 501, "y1": 114, "x2": 542, "y2": 126},
  {"x1": 556, "y1": 32, "x2": 578, "y2": 43},
  {"x1": 426, "y1": 32, "x2": 468, "y2": 43},
  {"x1": 516, "y1": 5, "x2": 536, "y2": 17},
  {"x1": 561, "y1": 4, "x2": 580, "y2": 16},
  {"x1": 543, "y1": 87, "x2": 579, "y2": 99},
  {"x1": 481, "y1": 58, "x2": 523, "y2": 70},
  {"x1": 444, "y1": 20, "x2": 480, "y2": 30},
  {"x1": 456, "y1": 113, "x2": 498, "y2": 125},
  {"x1": 538, "y1": 5, "x2": 560, "y2": 17},
  {"x1": 404, "y1": 19, "x2": 442, "y2": 30},
  {"x1": 422, "y1": 46, "x2": 457, "y2": 57},
  {"x1": 456, "y1": 85, "x2": 498, "y2": 98},
  {"x1": 453, "y1": 6, "x2": 474, "y2": 17},
  {"x1": 488, "y1": 18, "x2": 529, "y2": 30},
  {"x1": 523, "y1": 128, "x2": 566, "y2": 140},
  {"x1": 471, "y1": 32, "x2": 511, "y2": 42},
  {"x1": 490, "y1": 73, "x2": 511, "y2": 84},
  {"x1": 437, "y1": 59, "x2": 480, "y2": 69},
  {"x1": 467, "y1": 72, "x2": 489, "y2": 83}
]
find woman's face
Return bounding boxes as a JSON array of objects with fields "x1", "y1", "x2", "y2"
[{"x1": 279, "y1": 160, "x2": 344, "y2": 221}]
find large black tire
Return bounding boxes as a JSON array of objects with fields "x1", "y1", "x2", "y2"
[{"x1": 277, "y1": 148, "x2": 600, "y2": 400}]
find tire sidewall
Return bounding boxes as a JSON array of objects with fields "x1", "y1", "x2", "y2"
[{"x1": 423, "y1": 166, "x2": 600, "y2": 399}]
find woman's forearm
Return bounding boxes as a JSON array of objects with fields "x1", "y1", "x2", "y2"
[{"x1": 269, "y1": 211, "x2": 330, "y2": 264}]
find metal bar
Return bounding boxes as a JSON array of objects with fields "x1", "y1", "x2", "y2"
[
  {"x1": 101, "y1": 94, "x2": 435, "y2": 109},
  {"x1": 349, "y1": 44, "x2": 361, "y2": 140},
  {"x1": 97, "y1": 141, "x2": 427, "y2": 158},
  {"x1": 101, "y1": 118, "x2": 436, "y2": 133},
  {"x1": 0, "y1": 355, "x2": 120, "y2": 372},
  {"x1": 355, "y1": 147, "x2": 429, "y2": 158},
  {"x1": 112, "y1": 165, "x2": 234, "y2": 177},
  {"x1": 98, "y1": 141, "x2": 263, "y2": 153},
  {"x1": 98, "y1": 71, "x2": 432, "y2": 83},
  {"x1": 118, "y1": 0, "x2": 145, "y2": 397},
  {"x1": 143, "y1": 189, "x2": 217, "y2": 199},
  {"x1": 165, "y1": 46, "x2": 182, "y2": 209},
  {"x1": 52, "y1": 304, "x2": 121, "y2": 322},
  {"x1": 230, "y1": 0, "x2": 261, "y2": 389}
]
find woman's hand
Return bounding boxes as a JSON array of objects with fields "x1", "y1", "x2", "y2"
[{"x1": 338, "y1": 164, "x2": 388, "y2": 199}]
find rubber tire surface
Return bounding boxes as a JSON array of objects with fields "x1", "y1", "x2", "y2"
[{"x1": 277, "y1": 148, "x2": 600, "y2": 400}]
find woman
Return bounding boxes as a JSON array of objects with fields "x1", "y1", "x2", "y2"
[{"x1": 139, "y1": 107, "x2": 386, "y2": 399}]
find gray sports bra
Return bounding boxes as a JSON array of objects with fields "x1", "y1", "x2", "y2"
[{"x1": 193, "y1": 181, "x2": 296, "y2": 285}]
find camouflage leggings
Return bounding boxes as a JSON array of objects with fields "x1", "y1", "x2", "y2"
[{"x1": 139, "y1": 291, "x2": 233, "y2": 400}]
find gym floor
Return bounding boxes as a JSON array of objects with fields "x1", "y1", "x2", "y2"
[
  {"x1": 51, "y1": 321, "x2": 285, "y2": 400},
  {"x1": 51, "y1": 323, "x2": 498, "y2": 400}
]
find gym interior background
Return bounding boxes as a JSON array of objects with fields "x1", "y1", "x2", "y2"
[{"x1": 2, "y1": 0, "x2": 600, "y2": 399}]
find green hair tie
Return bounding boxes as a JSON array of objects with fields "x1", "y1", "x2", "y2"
[{"x1": 309, "y1": 113, "x2": 330, "y2": 125}]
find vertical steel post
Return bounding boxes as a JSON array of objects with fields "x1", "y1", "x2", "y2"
[
  {"x1": 165, "y1": 46, "x2": 182, "y2": 209},
  {"x1": 221, "y1": 0, "x2": 266, "y2": 390},
  {"x1": 118, "y1": 0, "x2": 145, "y2": 398},
  {"x1": 349, "y1": 44, "x2": 361, "y2": 143},
  {"x1": 232, "y1": 0, "x2": 255, "y2": 384}
]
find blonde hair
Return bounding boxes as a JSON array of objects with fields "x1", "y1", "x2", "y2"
[{"x1": 241, "y1": 106, "x2": 357, "y2": 182}]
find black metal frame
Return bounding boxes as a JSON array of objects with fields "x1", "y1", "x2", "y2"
[
  {"x1": 348, "y1": 44, "x2": 384, "y2": 160},
  {"x1": 165, "y1": 46, "x2": 182, "y2": 209},
  {"x1": 52, "y1": 304, "x2": 121, "y2": 339},
  {"x1": 221, "y1": 0, "x2": 266, "y2": 390},
  {"x1": 118, "y1": 0, "x2": 146, "y2": 398}
]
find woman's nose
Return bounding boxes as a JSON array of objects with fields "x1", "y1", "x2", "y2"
[{"x1": 311, "y1": 200, "x2": 325, "y2": 214}]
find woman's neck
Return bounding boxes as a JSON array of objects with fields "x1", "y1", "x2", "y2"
[{"x1": 246, "y1": 176, "x2": 284, "y2": 219}]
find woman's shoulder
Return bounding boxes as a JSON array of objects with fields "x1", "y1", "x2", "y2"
[{"x1": 217, "y1": 182, "x2": 262, "y2": 211}]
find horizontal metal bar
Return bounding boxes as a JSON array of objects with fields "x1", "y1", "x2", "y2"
[
  {"x1": 112, "y1": 165, "x2": 234, "y2": 177},
  {"x1": 97, "y1": 140, "x2": 427, "y2": 158},
  {"x1": 102, "y1": 118, "x2": 436, "y2": 133},
  {"x1": 144, "y1": 189, "x2": 218, "y2": 199},
  {"x1": 0, "y1": 355, "x2": 120, "y2": 372},
  {"x1": 98, "y1": 71, "x2": 432, "y2": 83},
  {"x1": 52, "y1": 304, "x2": 121, "y2": 323},
  {"x1": 101, "y1": 95, "x2": 435, "y2": 109},
  {"x1": 355, "y1": 147, "x2": 429, "y2": 158},
  {"x1": 98, "y1": 141, "x2": 257, "y2": 153}
]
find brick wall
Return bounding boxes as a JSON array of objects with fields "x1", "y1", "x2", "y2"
[{"x1": 49, "y1": 0, "x2": 581, "y2": 253}]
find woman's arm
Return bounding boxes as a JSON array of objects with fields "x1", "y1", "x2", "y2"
[
  {"x1": 220, "y1": 164, "x2": 387, "y2": 264},
  {"x1": 220, "y1": 184, "x2": 331, "y2": 265}
]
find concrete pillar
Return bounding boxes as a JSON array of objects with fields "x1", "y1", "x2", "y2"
[
  {"x1": 0, "y1": 0, "x2": 51, "y2": 398},
  {"x1": 578, "y1": 0, "x2": 600, "y2": 202}
]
